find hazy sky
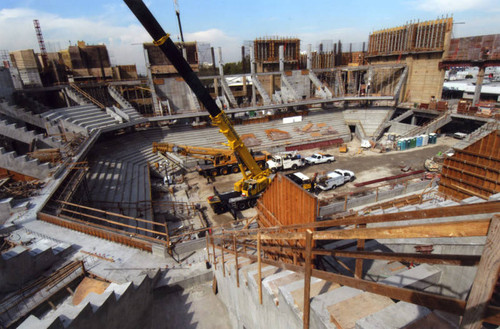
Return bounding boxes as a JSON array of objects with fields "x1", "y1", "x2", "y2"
[{"x1": 1, "y1": 0, "x2": 499, "y2": 73}]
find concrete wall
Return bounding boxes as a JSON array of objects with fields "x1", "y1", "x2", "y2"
[
  {"x1": 319, "y1": 180, "x2": 433, "y2": 217},
  {"x1": 0, "y1": 67, "x2": 14, "y2": 101}
]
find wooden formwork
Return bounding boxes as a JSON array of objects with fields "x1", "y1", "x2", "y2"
[
  {"x1": 257, "y1": 173, "x2": 317, "y2": 228},
  {"x1": 439, "y1": 130, "x2": 500, "y2": 200}
]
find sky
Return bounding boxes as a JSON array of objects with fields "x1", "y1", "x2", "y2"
[{"x1": 1, "y1": 0, "x2": 499, "y2": 74}]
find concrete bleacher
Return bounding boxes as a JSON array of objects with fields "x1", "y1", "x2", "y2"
[
  {"x1": 211, "y1": 194, "x2": 500, "y2": 329},
  {"x1": 17, "y1": 271, "x2": 160, "y2": 329},
  {"x1": 41, "y1": 105, "x2": 121, "y2": 134},
  {"x1": 0, "y1": 147, "x2": 51, "y2": 180},
  {"x1": 215, "y1": 250, "x2": 451, "y2": 329},
  {"x1": 0, "y1": 238, "x2": 72, "y2": 294}
]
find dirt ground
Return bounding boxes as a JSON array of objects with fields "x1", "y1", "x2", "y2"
[{"x1": 186, "y1": 136, "x2": 458, "y2": 227}]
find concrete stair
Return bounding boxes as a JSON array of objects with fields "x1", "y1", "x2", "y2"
[
  {"x1": 309, "y1": 72, "x2": 332, "y2": 99},
  {"x1": 281, "y1": 75, "x2": 300, "y2": 102},
  {"x1": 64, "y1": 87, "x2": 91, "y2": 106},
  {"x1": 0, "y1": 147, "x2": 51, "y2": 180},
  {"x1": 0, "y1": 100, "x2": 47, "y2": 129},
  {"x1": 220, "y1": 77, "x2": 239, "y2": 108},
  {"x1": 252, "y1": 76, "x2": 272, "y2": 105},
  {"x1": 17, "y1": 270, "x2": 160, "y2": 329},
  {"x1": 343, "y1": 108, "x2": 393, "y2": 138},
  {"x1": 0, "y1": 116, "x2": 61, "y2": 148},
  {"x1": 214, "y1": 251, "x2": 447, "y2": 329},
  {"x1": 0, "y1": 239, "x2": 72, "y2": 293}
]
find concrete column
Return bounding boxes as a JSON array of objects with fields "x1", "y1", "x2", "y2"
[
  {"x1": 250, "y1": 46, "x2": 256, "y2": 106},
  {"x1": 472, "y1": 65, "x2": 485, "y2": 106},
  {"x1": 182, "y1": 48, "x2": 187, "y2": 61},
  {"x1": 218, "y1": 47, "x2": 224, "y2": 76},
  {"x1": 307, "y1": 44, "x2": 312, "y2": 70},
  {"x1": 411, "y1": 115, "x2": 416, "y2": 126},
  {"x1": 279, "y1": 45, "x2": 284, "y2": 72}
]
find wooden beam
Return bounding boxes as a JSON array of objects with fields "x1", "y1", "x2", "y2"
[
  {"x1": 454, "y1": 148, "x2": 500, "y2": 163},
  {"x1": 311, "y1": 268, "x2": 466, "y2": 315},
  {"x1": 236, "y1": 241, "x2": 481, "y2": 266},
  {"x1": 460, "y1": 216, "x2": 500, "y2": 329},
  {"x1": 303, "y1": 230, "x2": 313, "y2": 329},
  {"x1": 256, "y1": 219, "x2": 490, "y2": 241}
]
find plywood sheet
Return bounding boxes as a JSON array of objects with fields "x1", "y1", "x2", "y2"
[
  {"x1": 292, "y1": 281, "x2": 340, "y2": 312},
  {"x1": 328, "y1": 292, "x2": 394, "y2": 329},
  {"x1": 72, "y1": 277, "x2": 110, "y2": 305}
]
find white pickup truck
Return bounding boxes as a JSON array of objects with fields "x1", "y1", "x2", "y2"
[
  {"x1": 304, "y1": 153, "x2": 335, "y2": 165},
  {"x1": 315, "y1": 169, "x2": 355, "y2": 192},
  {"x1": 266, "y1": 152, "x2": 305, "y2": 173}
]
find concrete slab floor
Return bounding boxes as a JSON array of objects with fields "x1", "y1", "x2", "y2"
[{"x1": 152, "y1": 282, "x2": 232, "y2": 329}]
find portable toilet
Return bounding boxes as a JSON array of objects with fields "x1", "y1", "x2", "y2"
[
  {"x1": 429, "y1": 133, "x2": 437, "y2": 144},
  {"x1": 416, "y1": 136, "x2": 423, "y2": 147},
  {"x1": 411, "y1": 137, "x2": 417, "y2": 148},
  {"x1": 400, "y1": 139, "x2": 406, "y2": 150},
  {"x1": 406, "y1": 138, "x2": 411, "y2": 149},
  {"x1": 422, "y1": 134, "x2": 429, "y2": 146},
  {"x1": 397, "y1": 140, "x2": 402, "y2": 150}
]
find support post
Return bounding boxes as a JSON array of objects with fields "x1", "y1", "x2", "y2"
[
  {"x1": 234, "y1": 235, "x2": 239, "y2": 287},
  {"x1": 460, "y1": 216, "x2": 500, "y2": 329},
  {"x1": 279, "y1": 45, "x2": 284, "y2": 72},
  {"x1": 355, "y1": 224, "x2": 366, "y2": 279},
  {"x1": 303, "y1": 230, "x2": 313, "y2": 329},
  {"x1": 258, "y1": 232, "x2": 262, "y2": 304},
  {"x1": 250, "y1": 46, "x2": 256, "y2": 106},
  {"x1": 206, "y1": 232, "x2": 210, "y2": 263},
  {"x1": 307, "y1": 44, "x2": 312, "y2": 70},
  {"x1": 221, "y1": 239, "x2": 225, "y2": 277},
  {"x1": 212, "y1": 236, "x2": 217, "y2": 270}
]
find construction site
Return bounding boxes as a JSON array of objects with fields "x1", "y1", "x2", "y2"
[{"x1": 0, "y1": 1, "x2": 499, "y2": 328}]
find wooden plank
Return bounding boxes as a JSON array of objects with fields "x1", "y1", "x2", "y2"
[
  {"x1": 460, "y1": 216, "x2": 500, "y2": 329},
  {"x1": 303, "y1": 230, "x2": 313, "y2": 329}
]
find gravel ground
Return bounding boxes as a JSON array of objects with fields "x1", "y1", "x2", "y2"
[{"x1": 184, "y1": 135, "x2": 458, "y2": 227}]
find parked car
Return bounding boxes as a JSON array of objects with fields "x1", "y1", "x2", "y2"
[
  {"x1": 304, "y1": 153, "x2": 335, "y2": 165},
  {"x1": 315, "y1": 169, "x2": 355, "y2": 192}
]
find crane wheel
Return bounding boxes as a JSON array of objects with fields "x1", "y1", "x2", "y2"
[
  {"x1": 231, "y1": 166, "x2": 240, "y2": 173},
  {"x1": 248, "y1": 199, "x2": 257, "y2": 207},
  {"x1": 220, "y1": 167, "x2": 229, "y2": 175},
  {"x1": 238, "y1": 202, "x2": 246, "y2": 210},
  {"x1": 210, "y1": 169, "x2": 218, "y2": 176},
  {"x1": 292, "y1": 164, "x2": 298, "y2": 170}
]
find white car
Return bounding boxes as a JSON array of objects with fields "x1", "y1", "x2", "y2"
[
  {"x1": 304, "y1": 153, "x2": 335, "y2": 165},
  {"x1": 315, "y1": 169, "x2": 355, "y2": 192}
]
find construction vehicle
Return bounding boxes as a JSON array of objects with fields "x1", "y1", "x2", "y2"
[
  {"x1": 266, "y1": 151, "x2": 306, "y2": 173},
  {"x1": 125, "y1": 0, "x2": 270, "y2": 215},
  {"x1": 152, "y1": 142, "x2": 271, "y2": 177},
  {"x1": 314, "y1": 169, "x2": 355, "y2": 193}
]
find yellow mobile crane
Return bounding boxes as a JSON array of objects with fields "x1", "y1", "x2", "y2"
[
  {"x1": 125, "y1": 0, "x2": 270, "y2": 215},
  {"x1": 152, "y1": 142, "x2": 271, "y2": 177}
]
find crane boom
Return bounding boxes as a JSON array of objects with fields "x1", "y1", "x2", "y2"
[{"x1": 124, "y1": 0, "x2": 270, "y2": 212}]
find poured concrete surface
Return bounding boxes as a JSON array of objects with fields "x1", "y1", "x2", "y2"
[{"x1": 152, "y1": 282, "x2": 231, "y2": 329}]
